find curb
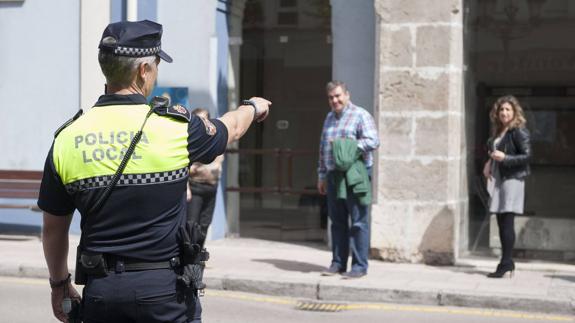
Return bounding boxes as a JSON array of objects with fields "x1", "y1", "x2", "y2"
[
  {"x1": 0, "y1": 265, "x2": 50, "y2": 280},
  {"x1": 439, "y1": 291, "x2": 574, "y2": 316},
  {"x1": 205, "y1": 275, "x2": 575, "y2": 316}
]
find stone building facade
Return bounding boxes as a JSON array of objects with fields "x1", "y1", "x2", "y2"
[
  {"x1": 370, "y1": 0, "x2": 575, "y2": 264},
  {"x1": 371, "y1": 0, "x2": 466, "y2": 264}
]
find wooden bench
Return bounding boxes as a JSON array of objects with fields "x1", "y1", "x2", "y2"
[{"x1": 0, "y1": 170, "x2": 42, "y2": 211}]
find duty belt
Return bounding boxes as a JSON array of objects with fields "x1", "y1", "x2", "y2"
[{"x1": 104, "y1": 254, "x2": 180, "y2": 273}]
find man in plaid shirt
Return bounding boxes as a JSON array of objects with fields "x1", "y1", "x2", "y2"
[{"x1": 317, "y1": 80, "x2": 379, "y2": 279}]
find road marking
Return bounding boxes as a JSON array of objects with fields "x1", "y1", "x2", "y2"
[
  {"x1": 0, "y1": 276, "x2": 84, "y2": 289},
  {"x1": 0, "y1": 276, "x2": 48, "y2": 286},
  {"x1": 206, "y1": 290, "x2": 574, "y2": 322},
  {"x1": 207, "y1": 290, "x2": 296, "y2": 305}
]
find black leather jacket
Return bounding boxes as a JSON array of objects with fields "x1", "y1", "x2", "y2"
[{"x1": 487, "y1": 127, "x2": 531, "y2": 180}]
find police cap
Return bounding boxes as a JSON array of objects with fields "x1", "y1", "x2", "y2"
[{"x1": 99, "y1": 20, "x2": 173, "y2": 63}]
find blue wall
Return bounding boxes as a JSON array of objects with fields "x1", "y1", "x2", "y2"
[
  {"x1": 0, "y1": 0, "x2": 81, "y2": 234},
  {"x1": 211, "y1": 0, "x2": 231, "y2": 241},
  {"x1": 139, "y1": 0, "x2": 157, "y2": 21},
  {"x1": 331, "y1": 0, "x2": 375, "y2": 113},
  {"x1": 0, "y1": 0, "x2": 80, "y2": 170}
]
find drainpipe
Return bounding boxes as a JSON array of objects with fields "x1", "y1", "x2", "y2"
[{"x1": 126, "y1": 0, "x2": 138, "y2": 21}]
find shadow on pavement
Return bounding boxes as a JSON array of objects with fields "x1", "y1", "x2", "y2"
[
  {"x1": 253, "y1": 258, "x2": 326, "y2": 273},
  {"x1": 546, "y1": 274, "x2": 575, "y2": 283},
  {"x1": 434, "y1": 265, "x2": 489, "y2": 276}
]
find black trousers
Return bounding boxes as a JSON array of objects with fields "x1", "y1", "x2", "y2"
[
  {"x1": 186, "y1": 182, "x2": 218, "y2": 247},
  {"x1": 496, "y1": 212, "x2": 516, "y2": 265},
  {"x1": 82, "y1": 269, "x2": 201, "y2": 323}
]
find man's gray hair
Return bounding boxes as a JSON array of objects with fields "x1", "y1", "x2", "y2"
[
  {"x1": 326, "y1": 80, "x2": 348, "y2": 93},
  {"x1": 98, "y1": 51, "x2": 157, "y2": 88}
]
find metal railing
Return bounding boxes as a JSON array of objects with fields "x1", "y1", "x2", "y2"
[{"x1": 225, "y1": 148, "x2": 319, "y2": 196}]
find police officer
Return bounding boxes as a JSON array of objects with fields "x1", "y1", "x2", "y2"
[{"x1": 38, "y1": 20, "x2": 271, "y2": 323}]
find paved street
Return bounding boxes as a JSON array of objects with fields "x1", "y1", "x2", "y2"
[
  {"x1": 0, "y1": 235, "x2": 574, "y2": 316},
  {"x1": 0, "y1": 276, "x2": 572, "y2": 323},
  {"x1": 0, "y1": 276, "x2": 60, "y2": 323}
]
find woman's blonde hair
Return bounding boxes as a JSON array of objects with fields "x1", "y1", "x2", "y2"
[{"x1": 489, "y1": 95, "x2": 527, "y2": 137}]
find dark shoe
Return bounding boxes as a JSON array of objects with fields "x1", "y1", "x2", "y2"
[
  {"x1": 342, "y1": 271, "x2": 366, "y2": 279},
  {"x1": 321, "y1": 264, "x2": 344, "y2": 276},
  {"x1": 487, "y1": 262, "x2": 515, "y2": 278}
]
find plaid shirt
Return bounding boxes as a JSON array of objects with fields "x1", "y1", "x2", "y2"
[{"x1": 318, "y1": 102, "x2": 379, "y2": 180}]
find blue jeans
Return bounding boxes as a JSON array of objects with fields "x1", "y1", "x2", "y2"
[{"x1": 326, "y1": 171, "x2": 370, "y2": 273}]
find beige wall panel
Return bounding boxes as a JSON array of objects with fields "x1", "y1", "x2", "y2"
[
  {"x1": 414, "y1": 115, "x2": 463, "y2": 157},
  {"x1": 380, "y1": 27, "x2": 413, "y2": 67},
  {"x1": 380, "y1": 160, "x2": 448, "y2": 201},
  {"x1": 416, "y1": 26, "x2": 452, "y2": 67},
  {"x1": 413, "y1": 203, "x2": 455, "y2": 263},
  {"x1": 380, "y1": 71, "x2": 450, "y2": 111},
  {"x1": 379, "y1": 116, "x2": 413, "y2": 156},
  {"x1": 375, "y1": 0, "x2": 461, "y2": 24},
  {"x1": 370, "y1": 202, "x2": 411, "y2": 252},
  {"x1": 414, "y1": 116, "x2": 449, "y2": 156}
]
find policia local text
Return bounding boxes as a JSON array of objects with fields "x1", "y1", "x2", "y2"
[{"x1": 75, "y1": 131, "x2": 149, "y2": 163}]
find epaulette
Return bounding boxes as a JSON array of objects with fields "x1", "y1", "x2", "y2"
[
  {"x1": 54, "y1": 109, "x2": 83, "y2": 138},
  {"x1": 150, "y1": 96, "x2": 191, "y2": 122}
]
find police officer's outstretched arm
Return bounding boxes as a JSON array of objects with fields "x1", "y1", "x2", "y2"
[
  {"x1": 218, "y1": 97, "x2": 271, "y2": 144},
  {"x1": 43, "y1": 212, "x2": 81, "y2": 322}
]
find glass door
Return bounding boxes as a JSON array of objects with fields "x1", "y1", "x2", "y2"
[{"x1": 230, "y1": 0, "x2": 332, "y2": 241}]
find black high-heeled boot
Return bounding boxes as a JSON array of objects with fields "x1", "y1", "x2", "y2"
[{"x1": 487, "y1": 262, "x2": 515, "y2": 278}]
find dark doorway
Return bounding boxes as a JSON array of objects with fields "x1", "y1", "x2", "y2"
[
  {"x1": 466, "y1": 0, "x2": 575, "y2": 261},
  {"x1": 231, "y1": 0, "x2": 332, "y2": 241}
]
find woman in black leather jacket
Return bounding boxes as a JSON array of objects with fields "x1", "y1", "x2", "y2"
[{"x1": 482, "y1": 95, "x2": 531, "y2": 278}]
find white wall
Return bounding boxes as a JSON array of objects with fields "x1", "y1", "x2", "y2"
[
  {"x1": 156, "y1": 0, "x2": 218, "y2": 112},
  {"x1": 0, "y1": 1, "x2": 80, "y2": 170},
  {"x1": 80, "y1": 0, "x2": 110, "y2": 112},
  {"x1": 331, "y1": 0, "x2": 376, "y2": 113}
]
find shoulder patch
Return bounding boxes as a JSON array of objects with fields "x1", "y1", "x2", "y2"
[
  {"x1": 198, "y1": 115, "x2": 217, "y2": 136},
  {"x1": 151, "y1": 96, "x2": 191, "y2": 122},
  {"x1": 166, "y1": 104, "x2": 191, "y2": 122},
  {"x1": 54, "y1": 109, "x2": 83, "y2": 138}
]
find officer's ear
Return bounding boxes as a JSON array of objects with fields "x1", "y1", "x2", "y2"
[{"x1": 138, "y1": 62, "x2": 150, "y2": 82}]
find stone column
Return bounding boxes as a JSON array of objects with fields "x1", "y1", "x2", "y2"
[{"x1": 371, "y1": 0, "x2": 466, "y2": 264}]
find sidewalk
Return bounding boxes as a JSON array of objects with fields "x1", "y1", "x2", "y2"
[{"x1": 0, "y1": 235, "x2": 574, "y2": 316}]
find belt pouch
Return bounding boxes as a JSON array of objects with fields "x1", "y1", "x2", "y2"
[
  {"x1": 80, "y1": 252, "x2": 108, "y2": 277},
  {"x1": 74, "y1": 245, "x2": 87, "y2": 285}
]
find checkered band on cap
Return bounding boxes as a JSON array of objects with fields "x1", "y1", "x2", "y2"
[
  {"x1": 114, "y1": 45, "x2": 161, "y2": 57},
  {"x1": 65, "y1": 167, "x2": 189, "y2": 194}
]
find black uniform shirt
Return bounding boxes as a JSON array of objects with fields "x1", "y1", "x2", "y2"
[{"x1": 37, "y1": 94, "x2": 228, "y2": 261}]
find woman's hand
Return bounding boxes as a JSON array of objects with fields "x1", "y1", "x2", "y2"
[
  {"x1": 490, "y1": 150, "x2": 506, "y2": 162},
  {"x1": 482, "y1": 160, "x2": 492, "y2": 179}
]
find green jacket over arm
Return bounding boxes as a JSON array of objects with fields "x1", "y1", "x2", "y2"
[{"x1": 332, "y1": 138, "x2": 371, "y2": 205}]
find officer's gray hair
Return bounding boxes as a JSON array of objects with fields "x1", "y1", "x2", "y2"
[{"x1": 98, "y1": 51, "x2": 157, "y2": 88}]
